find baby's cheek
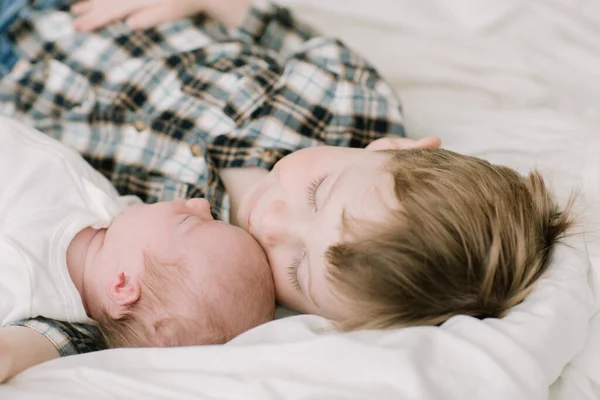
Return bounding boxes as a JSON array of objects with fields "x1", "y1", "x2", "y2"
[{"x1": 144, "y1": 236, "x2": 179, "y2": 263}]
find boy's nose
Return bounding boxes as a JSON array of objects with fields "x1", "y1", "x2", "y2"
[
  {"x1": 186, "y1": 198, "x2": 213, "y2": 220},
  {"x1": 256, "y1": 200, "x2": 298, "y2": 247}
]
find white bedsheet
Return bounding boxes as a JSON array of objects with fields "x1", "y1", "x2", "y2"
[{"x1": 2, "y1": 0, "x2": 600, "y2": 399}]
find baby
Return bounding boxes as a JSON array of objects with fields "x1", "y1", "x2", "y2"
[{"x1": 0, "y1": 116, "x2": 274, "y2": 348}]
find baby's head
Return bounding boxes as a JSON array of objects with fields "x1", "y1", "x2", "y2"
[
  {"x1": 236, "y1": 146, "x2": 572, "y2": 330},
  {"x1": 87, "y1": 198, "x2": 274, "y2": 348}
]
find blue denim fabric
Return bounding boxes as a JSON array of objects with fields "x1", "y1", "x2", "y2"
[
  {"x1": 0, "y1": 0, "x2": 26, "y2": 75},
  {"x1": 0, "y1": 0, "x2": 67, "y2": 76}
]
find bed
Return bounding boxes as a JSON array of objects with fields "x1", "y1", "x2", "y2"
[{"x1": 2, "y1": 0, "x2": 600, "y2": 398}]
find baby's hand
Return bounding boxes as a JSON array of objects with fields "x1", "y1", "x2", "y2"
[
  {"x1": 72, "y1": 0, "x2": 250, "y2": 32},
  {"x1": 366, "y1": 136, "x2": 442, "y2": 151},
  {"x1": 0, "y1": 326, "x2": 59, "y2": 384},
  {"x1": 0, "y1": 352, "x2": 12, "y2": 384},
  {"x1": 0, "y1": 331, "x2": 14, "y2": 384}
]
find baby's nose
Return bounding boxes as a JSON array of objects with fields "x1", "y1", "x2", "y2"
[{"x1": 186, "y1": 198, "x2": 213, "y2": 220}]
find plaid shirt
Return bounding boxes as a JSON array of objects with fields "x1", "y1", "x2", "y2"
[{"x1": 0, "y1": 2, "x2": 404, "y2": 355}]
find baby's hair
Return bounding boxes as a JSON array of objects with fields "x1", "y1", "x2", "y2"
[
  {"x1": 97, "y1": 242, "x2": 274, "y2": 348},
  {"x1": 96, "y1": 252, "x2": 225, "y2": 348},
  {"x1": 326, "y1": 148, "x2": 573, "y2": 331}
]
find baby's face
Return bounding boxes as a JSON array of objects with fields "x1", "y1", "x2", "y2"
[
  {"x1": 97, "y1": 198, "x2": 255, "y2": 289},
  {"x1": 91, "y1": 198, "x2": 272, "y2": 344}
]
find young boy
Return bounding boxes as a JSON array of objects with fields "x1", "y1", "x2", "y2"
[
  {"x1": 227, "y1": 144, "x2": 572, "y2": 330},
  {"x1": 0, "y1": 116, "x2": 274, "y2": 349}
]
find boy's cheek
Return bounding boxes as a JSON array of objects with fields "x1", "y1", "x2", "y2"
[{"x1": 270, "y1": 263, "x2": 302, "y2": 308}]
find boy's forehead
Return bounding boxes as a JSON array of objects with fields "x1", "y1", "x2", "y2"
[{"x1": 338, "y1": 168, "x2": 399, "y2": 225}]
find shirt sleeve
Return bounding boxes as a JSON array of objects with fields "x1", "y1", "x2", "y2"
[
  {"x1": 8, "y1": 316, "x2": 107, "y2": 357},
  {"x1": 208, "y1": 2, "x2": 406, "y2": 171}
]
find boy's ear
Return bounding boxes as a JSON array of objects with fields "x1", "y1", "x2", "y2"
[{"x1": 107, "y1": 272, "x2": 141, "y2": 316}]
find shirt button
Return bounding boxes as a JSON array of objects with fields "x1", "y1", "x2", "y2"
[
  {"x1": 190, "y1": 144, "x2": 204, "y2": 157},
  {"x1": 263, "y1": 149, "x2": 278, "y2": 164},
  {"x1": 133, "y1": 120, "x2": 147, "y2": 132}
]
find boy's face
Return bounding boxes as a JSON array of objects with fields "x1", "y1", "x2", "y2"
[{"x1": 237, "y1": 147, "x2": 399, "y2": 321}]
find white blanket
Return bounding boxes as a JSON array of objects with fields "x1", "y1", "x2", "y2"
[{"x1": 2, "y1": 1, "x2": 600, "y2": 399}]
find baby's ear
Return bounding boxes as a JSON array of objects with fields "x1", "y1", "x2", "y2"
[{"x1": 107, "y1": 272, "x2": 141, "y2": 318}]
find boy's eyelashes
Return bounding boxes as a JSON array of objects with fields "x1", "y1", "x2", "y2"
[
  {"x1": 288, "y1": 254, "x2": 303, "y2": 293},
  {"x1": 307, "y1": 175, "x2": 327, "y2": 209}
]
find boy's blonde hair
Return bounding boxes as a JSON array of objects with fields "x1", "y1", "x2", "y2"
[
  {"x1": 327, "y1": 148, "x2": 572, "y2": 331},
  {"x1": 97, "y1": 249, "x2": 274, "y2": 348}
]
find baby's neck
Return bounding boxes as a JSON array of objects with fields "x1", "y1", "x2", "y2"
[{"x1": 66, "y1": 227, "x2": 105, "y2": 318}]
